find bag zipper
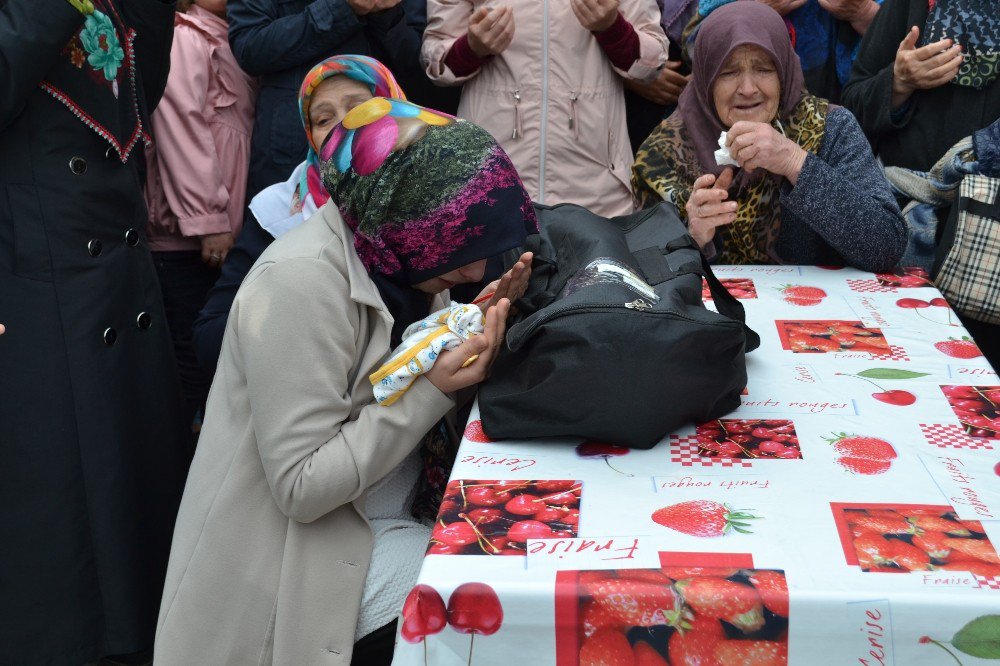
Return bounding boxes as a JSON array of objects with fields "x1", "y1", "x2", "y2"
[
  {"x1": 568, "y1": 91, "x2": 579, "y2": 141},
  {"x1": 508, "y1": 299, "x2": 738, "y2": 350}
]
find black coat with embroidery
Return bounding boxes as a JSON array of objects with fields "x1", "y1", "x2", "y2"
[{"x1": 0, "y1": 1, "x2": 191, "y2": 664}]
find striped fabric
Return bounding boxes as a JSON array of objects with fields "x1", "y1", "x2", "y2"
[{"x1": 936, "y1": 174, "x2": 1000, "y2": 324}]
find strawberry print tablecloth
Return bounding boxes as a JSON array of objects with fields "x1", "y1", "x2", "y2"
[{"x1": 393, "y1": 266, "x2": 1000, "y2": 666}]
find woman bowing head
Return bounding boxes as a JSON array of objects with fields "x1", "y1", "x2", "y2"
[
  {"x1": 632, "y1": 1, "x2": 906, "y2": 272},
  {"x1": 154, "y1": 102, "x2": 534, "y2": 666}
]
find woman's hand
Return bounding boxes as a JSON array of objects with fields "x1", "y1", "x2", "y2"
[
  {"x1": 624, "y1": 62, "x2": 689, "y2": 106},
  {"x1": 425, "y1": 298, "x2": 511, "y2": 394},
  {"x1": 892, "y1": 27, "x2": 963, "y2": 109},
  {"x1": 726, "y1": 121, "x2": 808, "y2": 183},
  {"x1": 685, "y1": 167, "x2": 736, "y2": 250},
  {"x1": 474, "y1": 251, "x2": 533, "y2": 313},
  {"x1": 201, "y1": 232, "x2": 234, "y2": 268},
  {"x1": 468, "y1": 6, "x2": 515, "y2": 58},
  {"x1": 570, "y1": 0, "x2": 619, "y2": 32}
]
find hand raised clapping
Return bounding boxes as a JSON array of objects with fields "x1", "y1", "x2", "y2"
[
  {"x1": 570, "y1": 0, "x2": 619, "y2": 32},
  {"x1": 892, "y1": 26, "x2": 963, "y2": 107},
  {"x1": 468, "y1": 6, "x2": 515, "y2": 58},
  {"x1": 685, "y1": 167, "x2": 736, "y2": 250}
]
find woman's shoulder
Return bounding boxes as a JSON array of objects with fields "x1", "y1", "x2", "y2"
[
  {"x1": 241, "y1": 208, "x2": 349, "y2": 293},
  {"x1": 821, "y1": 105, "x2": 869, "y2": 150}
]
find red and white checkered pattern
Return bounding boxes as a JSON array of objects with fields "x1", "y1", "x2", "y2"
[
  {"x1": 920, "y1": 423, "x2": 997, "y2": 450},
  {"x1": 866, "y1": 344, "x2": 911, "y2": 362},
  {"x1": 975, "y1": 574, "x2": 1000, "y2": 590},
  {"x1": 847, "y1": 279, "x2": 897, "y2": 293},
  {"x1": 669, "y1": 435, "x2": 754, "y2": 468}
]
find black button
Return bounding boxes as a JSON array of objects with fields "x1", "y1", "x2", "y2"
[
  {"x1": 124, "y1": 228, "x2": 139, "y2": 246},
  {"x1": 136, "y1": 312, "x2": 151, "y2": 330},
  {"x1": 105, "y1": 146, "x2": 116, "y2": 160},
  {"x1": 69, "y1": 157, "x2": 87, "y2": 175},
  {"x1": 87, "y1": 239, "x2": 102, "y2": 257},
  {"x1": 103, "y1": 327, "x2": 117, "y2": 346}
]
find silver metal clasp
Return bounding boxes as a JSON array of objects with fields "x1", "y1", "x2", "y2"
[{"x1": 625, "y1": 299, "x2": 652, "y2": 311}]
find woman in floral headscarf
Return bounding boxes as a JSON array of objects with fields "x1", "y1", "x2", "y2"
[
  {"x1": 192, "y1": 54, "x2": 408, "y2": 368},
  {"x1": 155, "y1": 101, "x2": 535, "y2": 666},
  {"x1": 632, "y1": 1, "x2": 906, "y2": 271}
]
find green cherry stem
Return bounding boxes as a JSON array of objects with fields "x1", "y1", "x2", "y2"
[
  {"x1": 834, "y1": 372, "x2": 886, "y2": 392},
  {"x1": 602, "y1": 455, "x2": 634, "y2": 477},
  {"x1": 923, "y1": 638, "x2": 963, "y2": 666}
]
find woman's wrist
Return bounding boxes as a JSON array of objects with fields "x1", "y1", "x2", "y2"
[{"x1": 782, "y1": 143, "x2": 808, "y2": 185}]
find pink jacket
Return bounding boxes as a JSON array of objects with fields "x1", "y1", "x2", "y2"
[
  {"x1": 145, "y1": 6, "x2": 257, "y2": 252},
  {"x1": 422, "y1": 0, "x2": 667, "y2": 217}
]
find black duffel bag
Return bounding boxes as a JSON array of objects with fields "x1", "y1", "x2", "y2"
[{"x1": 479, "y1": 202, "x2": 760, "y2": 449}]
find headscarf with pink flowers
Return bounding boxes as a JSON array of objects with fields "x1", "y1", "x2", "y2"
[{"x1": 321, "y1": 97, "x2": 537, "y2": 286}]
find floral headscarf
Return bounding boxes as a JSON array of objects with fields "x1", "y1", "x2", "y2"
[
  {"x1": 297, "y1": 55, "x2": 406, "y2": 209},
  {"x1": 321, "y1": 97, "x2": 537, "y2": 285}
]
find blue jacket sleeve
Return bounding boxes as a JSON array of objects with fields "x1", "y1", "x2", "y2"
[
  {"x1": 193, "y1": 211, "x2": 276, "y2": 370},
  {"x1": 227, "y1": 0, "x2": 363, "y2": 77},
  {"x1": 779, "y1": 107, "x2": 908, "y2": 273}
]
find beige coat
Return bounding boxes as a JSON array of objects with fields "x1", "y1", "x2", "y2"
[
  {"x1": 422, "y1": 0, "x2": 668, "y2": 217},
  {"x1": 154, "y1": 203, "x2": 454, "y2": 665}
]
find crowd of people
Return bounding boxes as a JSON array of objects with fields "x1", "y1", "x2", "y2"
[{"x1": 0, "y1": 0, "x2": 997, "y2": 664}]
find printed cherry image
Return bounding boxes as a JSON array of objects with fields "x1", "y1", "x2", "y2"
[
  {"x1": 920, "y1": 615, "x2": 1000, "y2": 664},
  {"x1": 447, "y1": 582, "x2": 503, "y2": 664},
  {"x1": 575, "y1": 441, "x2": 633, "y2": 476},
  {"x1": 835, "y1": 368, "x2": 927, "y2": 406},
  {"x1": 463, "y1": 420, "x2": 494, "y2": 443},
  {"x1": 696, "y1": 418, "x2": 801, "y2": 459},
  {"x1": 652, "y1": 500, "x2": 759, "y2": 537},
  {"x1": 428, "y1": 479, "x2": 582, "y2": 555},
  {"x1": 940, "y1": 385, "x2": 1000, "y2": 439},
  {"x1": 832, "y1": 503, "x2": 1000, "y2": 574},
  {"x1": 935, "y1": 337, "x2": 984, "y2": 360},
  {"x1": 875, "y1": 266, "x2": 932, "y2": 288},
  {"x1": 702, "y1": 277, "x2": 757, "y2": 301},
  {"x1": 825, "y1": 433, "x2": 897, "y2": 475},
  {"x1": 896, "y1": 297, "x2": 961, "y2": 327},
  {"x1": 778, "y1": 284, "x2": 827, "y2": 306},
  {"x1": 400, "y1": 584, "x2": 448, "y2": 666},
  {"x1": 776, "y1": 320, "x2": 891, "y2": 354},
  {"x1": 562, "y1": 566, "x2": 789, "y2": 665}
]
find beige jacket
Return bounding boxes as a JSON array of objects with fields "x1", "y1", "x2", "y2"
[
  {"x1": 422, "y1": 0, "x2": 668, "y2": 217},
  {"x1": 154, "y1": 202, "x2": 454, "y2": 665}
]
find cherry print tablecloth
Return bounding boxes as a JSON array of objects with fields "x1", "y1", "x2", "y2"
[{"x1": 393, "y1": 266, "x2": 1000, "y2": 666}]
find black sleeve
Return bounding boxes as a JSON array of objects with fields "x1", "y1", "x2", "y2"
[
  {"x1": 118, "y1": 0, "x2": 176, "y2": 115},
  {"x1": 227, "y1": 0, "x2": 363, "y2": 77},
  {"x1": 0, "y1": 0, "x2": 83, "y2": 131},
  {"x1": 840, "y1": 0, "x2": 918, "y2": 149},
  {"x1": 365, "y1": 6, "x2": 423, "y2": 81},
  {"x1": 193, "y1": 211, "x2": 275, "y2": 370}
]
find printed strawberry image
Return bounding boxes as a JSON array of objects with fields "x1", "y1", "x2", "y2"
[
  {"x1": 747, "y1": 570, "x2": 789, "y2": 617},
  {"x1": 702, "y1": 277, "x2": 757, "y2": 300},
  {"x1": 463, "y1": 419, "x2": 493, "y2": 443},
  {"x1": 651, "y1": 500, "x2": 759, "y2": 537},
  {"x1": 675, "y1": 577, "x2": 766, "y2": 633},
  {"x1": 633, "y1": 640, "x2": 669, "y2": 666},
  {"x1": 835, "y1": 504, "x2": 1000, "y2": 575},
  {"x1": 826, "y1": 433, "x2": 897, "y2": 475},
  {"x1": 589, "y1": 577, "x2": 685, "y2": 628},
  {"x1": 940, "y1": 384, "x2": 1000, "y2": 438},
  {"x1": 919, "y1": 615, "x2": 1000, "y2": 663},
  {"x1": 935, "y1": 336, "x2": 984, "y2": 359},
  {"x1": 778, "y1": 284, "x2": 827, "y2": 306},
  {"x1": 575, "y1": 441, "x2": 633, "y2": 476},
  {"x1": 579, "y1": 629, "x2": 634, "y2": 666},
  {"x1": 714, "y1": 640, "x2": 788, "y2": 665},
  {"x1": 834, "y1": 368, "x2": 927, "y2": 406},
  {"x1": 667, "y1": 612, "x2": 724, "y2": 665},
  {"x1": 777, "y1": 320, "x2": 891, "y2": 354}
]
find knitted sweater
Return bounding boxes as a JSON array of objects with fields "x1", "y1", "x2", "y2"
[{"x1": 768, "y1": 105, "x2": 907, "y2": 272}]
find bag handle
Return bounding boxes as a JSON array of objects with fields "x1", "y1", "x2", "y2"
[
  {"x1": 632, "y1": 237, "x2": 761, "y2": 353},
  {"x1": 958, "y1": 183, "x2": 1000, "y2": 219}
]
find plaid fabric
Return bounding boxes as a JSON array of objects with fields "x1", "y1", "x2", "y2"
[{"x1": 936, "y1": 174, "x2": 1000, "y2": 324}]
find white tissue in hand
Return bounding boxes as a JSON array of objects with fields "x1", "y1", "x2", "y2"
[{"x1": 714, "y1": 131, "x2": 739, "y2": 167}]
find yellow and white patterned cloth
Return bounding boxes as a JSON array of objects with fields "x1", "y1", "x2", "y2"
[{"x1": 370, "y1": 303, "x2": 484, "y2": 406}]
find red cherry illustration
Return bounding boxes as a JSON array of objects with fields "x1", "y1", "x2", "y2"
[
  {"x1": 400, "y1": 584, "x2": 447, "y2": 644},
  {"x1": 504, "y1": 494, "x2": 543, "y2": 516},
  {"x1": 896, "y1": 298, "x2": 929, "y2": 309},
  {"x1": 447, "y1": 582, "x2": 504, "y2": 665},
  {"x1": 929, "y1": 298, "x2": 950, "y2": 308},
  {"x1": 872, "y1": 390, "x2": 917, "y2": 406},
  {"x1": 575, "y1": 441, "x2": 633, "y2": 476},
  {"x1": 994, "y1": 462, "x2": 1000, "y2": 476},
  {"x1": 434, "y1": 522, "x2": 479, "y2": 547},
  {"x1": 507, "y1": 519, "x2": 554, "y2": 543}
]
